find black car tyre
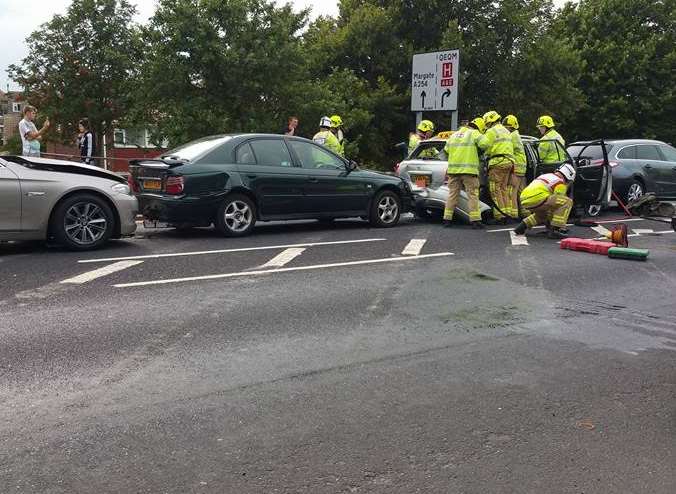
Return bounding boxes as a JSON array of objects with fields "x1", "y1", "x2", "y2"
[
  {"x1": 369, "y1": 189, "x2": 401, "y2": 228},
  {"x1": 215, "y1": 194, "x2": 256, "y2": 237},
  {"x1": 51, "y1": 193, "x2": 115, "y2": 251},
  {"x1": 625, "y1": 180, "x2": 644, "y2": 204}
]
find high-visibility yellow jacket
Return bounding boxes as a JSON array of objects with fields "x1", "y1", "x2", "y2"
[
  {"x1": 408, "y1": 132, "x2": 438, "y2": 158},
  {"x1": 313, "y1": 130, "x2": 342, "y2": 155},
  {"x1": 334, "y1": 129, "x2": 345, "y2": 157},
  {"x1": 444, "y1": 126, "x2": 487, "y2": 176},
  {"x1": 520, "y1": 172, "x2": 568, "y2": 209},
  {"x1": 483, "y1": 123, "x2": 514, "y2": 167},
  {"x1": 538, "y1": 129, "x2": 565, "y2": 164},
  {"x1": 510, "y1": 130, "x2": 527, "y2": 175}
]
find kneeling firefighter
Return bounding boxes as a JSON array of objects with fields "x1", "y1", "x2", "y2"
[
  {"x1": 514, "y1": 163, "x2": 576, "y2": 239},
  {"x1": 442, "y1": 117, "x2": 487, "y2": 229}
]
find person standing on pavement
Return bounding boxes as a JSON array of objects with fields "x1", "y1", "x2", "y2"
[
  {"x1": 482, "y1": 110, "x2": 515, "y2": 224},
  {"x1": 329, "y1": 115, "x2": 346, "y2": 157},
  {"x1": 408, "y1": 120, "x2": 435, "y2": 155},
  {"x1": 313, "y1": 116, "x2": 342, "y2": 155},
  {"x1": 503, "y1": 115, "x2": 527, "y2": 218},
  {"x1": 536, "y1": 115, "x2": 565, "y2": 164},
  {"x1": 18, "y1": 105, "x2": 50, "y2": 157},
  {"x1": 283, "y1": 116, "x2": 299, "y2": 136},
  {"x1": 513, "y1": 163, "x2": 576, "y2": 239},
  {"x1": 77, "y1": 118, "x2": 96, "y2": 165},
  {"x1": 442, "y1": 117, "x2": 488, "y2": 229}
]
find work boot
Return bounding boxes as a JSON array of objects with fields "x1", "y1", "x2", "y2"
[
  {"x1": 471, "y1": 221, "x2": 485, "y2": 230},
  {"x1": 547, "y1": 227, "x2": 568, "y2": 239},
  {"x1": 443, "y1": 220, "x2": 453, "y2": 228},
  {"x1": 513, "y1": 221, "x2": 527, "y2": 235}
]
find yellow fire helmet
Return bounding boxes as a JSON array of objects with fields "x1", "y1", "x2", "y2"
[
  {"x1": 537, "y1": 115, "x2": 555, "y2": 128},
  {"x1": 417, "y1": 120, "x2": 435, "y2": 133},
  {"x1": 502, "y1": 114, "x2": 519, "y2": 129},
  {"x1": 330, "y1": 115, "x2": 343, "y2": 128},
  {"x1": 470, "y1": 117, "x2": 487, "y2": 134},
  {"x1": 482, "y1": 110, "x2": 501, "y2": 124}
]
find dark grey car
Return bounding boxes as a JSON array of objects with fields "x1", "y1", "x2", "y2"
[{"x1": 568, "y1": 139, "x2": 676, "y2": 203}]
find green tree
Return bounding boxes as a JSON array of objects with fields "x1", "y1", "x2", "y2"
[
  {"x1": 8, "y1": 0, "x2": 142, "y2": 155},
  {"x1": 556, "y1": 0, "x2": 676, "y2": 142}
]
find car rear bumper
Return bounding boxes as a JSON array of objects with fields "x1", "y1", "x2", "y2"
[{"x1": 137, "y1": 194, "x2": 222, "y2": 225}]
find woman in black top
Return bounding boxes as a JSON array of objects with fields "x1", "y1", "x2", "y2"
[{"x1": 78, "y1": 118, "x2": 96, "y2": 165}]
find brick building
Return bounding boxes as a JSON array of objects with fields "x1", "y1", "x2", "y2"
[{"x1": 0, "y1": 89, "x2": 24, "y2": 145}]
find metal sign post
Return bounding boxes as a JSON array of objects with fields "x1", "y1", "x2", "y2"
[{"x1": 411, "y1": 49, "x2": 460, "y2": 130}]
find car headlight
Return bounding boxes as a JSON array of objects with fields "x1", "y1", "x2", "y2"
[{"x1": 111, "y1": 183, "x2": 132, "y2": 195}]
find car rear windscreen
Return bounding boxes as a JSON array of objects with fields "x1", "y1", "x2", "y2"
[
  {"x1": 566, "y1": 144, "x2": 613, "y2": 160},
  {"x1": 411, "y1": 142, "x2": 447, "y2": 161}
]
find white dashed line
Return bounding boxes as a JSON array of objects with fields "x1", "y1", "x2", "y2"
[
  {"x1": 632, "y1": 229, "x2": 654, "y2": 234},
  {"x1": 401, "y1": 238, "x2": 427, "y2": 256},
  {"x1": 78, "y1": 238, "x2": 387, "y2": 263},
  {"x1": 61, "y1": 260, "x2": 144, "y2": 284},
  {"x1": 260, "y1": 248, "x2": 305, "y2": 268},
  {"x1": 509, "y1": 231, "x2": 529, "y2": 246},
  {"x1": 114, "y1": 252, "x2": 455, "y2": 288}
]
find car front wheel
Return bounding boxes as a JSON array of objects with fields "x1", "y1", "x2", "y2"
[
  {"x1": 369, "y1": 190, "x2": 401, "y2": 228},
  {"x1": 51, "y1": 193, "x2": 115, "y2": 250},
  {"x1": 625, "y1": 180, "x2": 644, "y2": 204},
  {"x1": 215, "y1": 194, "x2": 256, "y2": 237}
]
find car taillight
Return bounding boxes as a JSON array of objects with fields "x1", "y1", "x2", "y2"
[
  {"x1": 165, "y1": 175, "x2": 185, "y2": 195},
  {"x1": 127, "y1": 174, "x2": 140, "y2": 193},
  {"x1": 394, "y1": 162, "x2": 400, "y2": 175}
]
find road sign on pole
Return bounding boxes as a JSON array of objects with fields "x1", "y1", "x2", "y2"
[{"x1": 411, "y1": 50, "x2": 459, "y2": 112}]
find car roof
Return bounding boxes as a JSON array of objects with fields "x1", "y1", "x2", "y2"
[{"x1": 569, "y1": 139, "x2": 667, "y2": 146}]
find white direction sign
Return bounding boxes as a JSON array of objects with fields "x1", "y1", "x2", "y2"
[{"x1": 411, "y1": 50, "x2": 459, "y2": 112}]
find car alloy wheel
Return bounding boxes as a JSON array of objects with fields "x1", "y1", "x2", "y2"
[
  {"x1": 627, "y1": 182, "x2": 644, "y2": 203},
  {"x1": 370, "y1": 190, "x2": 401, "y2": 228},
  {"x1": 224, "y1": 200, "x2": 253, "y2": 233},
  {"x1": 586, "y1": 204, "x2": 602, "y2": 217},
  {"x1": 64, "y1": 202, "x2": 109, "y2": 245},
  {"x1": 378, "y1": 195, "x2": 399, "y2": 224}
]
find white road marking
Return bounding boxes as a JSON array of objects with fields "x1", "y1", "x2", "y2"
[
  {"x1": 632, "y1": 229, "x2": 654, "y2": 234},
  {"x1": 61, "y1": 260, "x2": 144, "y2": 285},
  {"x1": 594, "y1": 230, "x2": 674, "y2": 240},
  {"x1": 509, "y1": 231, "x2": 529, "y2": 246},
  {"x1": 487, "y1": 224, "x2": 573, "y2": 233},
  {"x1": 401, "y1": 238, "x2": 427, "y2": 256},
  {"x1": 78, "y1": 238, "x2": 387, "y2": 263},
  {"x1": 591, "y1": 225, "x2": 611, "y2": 237},
  {"x1": 114, "y1": 252, "x2": 455, "y2": 288},
  {"x1": 595, "y1": 218, "x2": 645, "y2": 224},
  {"x1": 260, "y1": 248, "x2": 305, "y2": 268}
]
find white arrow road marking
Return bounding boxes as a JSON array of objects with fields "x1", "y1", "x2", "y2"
[
  {"x1": 61, "y1": 260, "x2": 144, "y2": 284},
  {"x1": 401, "y1": 238, "x2": 427, "y2": 256},
  {"x1": 114, "y1": 252, "x2": 455, "y2": 288},
  {"x1": 78, "y1": 238, "x2": 387, "y2": 263},
  {"x1": 260, "y1": 248, "x2": 305, "y2": 268},
  {"x1": 509, "y1": 231, "x2": 529, "y2": 246},
  {"x1": 591, "y1": 225, "x2": 611, "y2": 237}
]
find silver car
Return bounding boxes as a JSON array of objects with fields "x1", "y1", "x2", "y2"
[{"x1": 0, "y1": 156, "x2": 138, "y2": 250}]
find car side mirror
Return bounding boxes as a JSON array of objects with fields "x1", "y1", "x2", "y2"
[{"x1": 346, "y1": 160, "x2": 358, "y2": 171}]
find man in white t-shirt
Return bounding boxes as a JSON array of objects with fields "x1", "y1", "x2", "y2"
[{"x1": 18, "y1": 105, "x2": 50, "y2": 157}]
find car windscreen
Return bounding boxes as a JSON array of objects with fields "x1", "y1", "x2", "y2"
[
  {"x1": 566, "y1": 144, "x2": 613, "y2": 160},
  {"x1": 162, "y1": 136, "x2": 232, "y2": 162},
  {"x1": 410, "y1": 142, "x2": 447, "y2": 161}
]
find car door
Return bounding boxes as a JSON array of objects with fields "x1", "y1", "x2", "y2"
[
  {"x1": 567, "y1": 142, "x2": 610, "y2": 206},
  {"x1": 235, "y1": 138, "x2": 308, "y2": 218},
  {"x1": 635, "y1": 144, "x2": 667, "y2": 195},
  {"x1": 287, "y1": 139, "x2": 370, "y2": 214},
  {"x1": 657, "y1": 144, "x2": 676, "y2": 197},
  {"x1": 0, "y1": 162, "x2": 22, "y2": 232}
]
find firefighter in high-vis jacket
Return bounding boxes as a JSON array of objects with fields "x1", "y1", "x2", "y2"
[
  {"x1": 313, "y1": 116, "x2": 342, "y2": 155},
  {"x1": 408, "y1": 120, "x2": 435, "y2": 155},
  {"x1": 536, "y1": 115, "x2": 566, "y2": 164},
  {"x1": 329, "y1": 115, "x2": 346, "y2": 157},
  {"x1": 442, "y1": 117, "x2": 488, "y2": 229},
  {"x1": 482, "y1": 110, "x2": 515, "y2": 223},
  {"x1": 503, "y1": 114, "x2": 527, "y2": 218},
  {"x1": 514, "y1": 163, "x2": 576, "y2": 239}
]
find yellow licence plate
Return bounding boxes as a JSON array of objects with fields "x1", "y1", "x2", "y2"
[
  {"x1": 143, "y1": 179, "x2": 162, "y2": 190},
  {"x1": 411, "y1": 174, "x2": 430, "y2": 187}
]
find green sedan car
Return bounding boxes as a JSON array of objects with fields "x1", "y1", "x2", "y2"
[{"x1": 129, "y1": 134, "x2": 413, "y2": 236}]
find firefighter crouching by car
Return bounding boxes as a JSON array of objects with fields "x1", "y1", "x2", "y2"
[
  {"x1": 536, "y1": 115, "x2": 565, "y2": 164},
  {"x1": 409, "y1": 120, "x2": 436, "y2": 156},
  {"x1": 482, "y1": 111, "x2": 516, "y2": 224},
  {"x1": 514, "y1": 163, "x2": 576, "y2": 239},
  {"x1": 503, "y1": 114, "x2": 527, "y2": 218},
  {"x1": 314, "y1": 116, "x2": 342, "y2": 155},
  {"x1": 443, "y1": 117, "x2": 488, "y2": 229},
  {"x1": 330, "y1": 115, "x2": 346, "y2": 157}
]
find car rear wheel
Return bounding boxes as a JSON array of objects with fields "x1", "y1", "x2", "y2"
[
  {"x1": 369, "y1": 190, "x2": 401, "y2": 228},
  {"x1": 586, "y1": 204, "x2": 602, "y2": 217},
  {"x1": 215, "y1": 194, "x2": 256, "y2": 237},
  {"x1": 626, "y1": 180, "x2": 644, "y2": 204},
  {"x1": 52, "y1": 193, "x2": 115, "y2": 251}
]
